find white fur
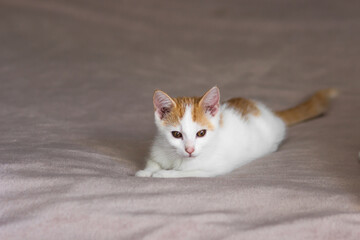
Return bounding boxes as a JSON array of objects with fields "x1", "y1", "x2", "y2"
[{"x1": 136, "y1": 101, "x2": 286, "y2": 178}]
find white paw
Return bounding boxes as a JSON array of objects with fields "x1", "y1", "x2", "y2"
[
  {"x1": 135, "y1": 170, "x2": 153, "y2": 177},
  {"x1": 152, "y1": 170, "x2": 177, "y2": 178}
]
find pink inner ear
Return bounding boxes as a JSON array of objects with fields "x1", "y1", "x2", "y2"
[
  {"x1": 201, "y1": 87, "x2": 220, "y2": 116},
  {"x1": 153, "y1": 91, "x2": 174, "y2": 119}
]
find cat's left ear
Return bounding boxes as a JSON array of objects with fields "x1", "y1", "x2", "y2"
[
  {"x1": 199, "y1": 86, "x2": 220, "y2": 116},
  {"x1": 153, "y1": 90, "x2": 176, "y2": 120}
]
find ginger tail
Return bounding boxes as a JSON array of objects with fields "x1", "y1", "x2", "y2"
[{"x1": 275, "y1": 88, "x2": 338, "y2": 126}]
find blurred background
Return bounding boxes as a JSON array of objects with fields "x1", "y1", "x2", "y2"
[{"x1": 0, "y1": 0, "x2": 359, "y2": 158}]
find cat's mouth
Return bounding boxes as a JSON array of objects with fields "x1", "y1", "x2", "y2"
[{"x1": 184, "y1": 154, "x2": 196, "y2": 159}]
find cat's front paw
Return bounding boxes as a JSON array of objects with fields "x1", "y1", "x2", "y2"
[
  {"x1": 135, "y1": 170, "x2": 153, "y2": 177},
  {"x1": 152, "y1": 170, "x2": 178, "y2": 178}
]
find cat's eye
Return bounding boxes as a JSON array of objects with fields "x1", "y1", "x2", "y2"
[
  {"x1": 196, "y1": 130, "x2": 207, "y2": 137},
  {"x1": 171, "y1": 131, "x2": 182, "y2": 139}
]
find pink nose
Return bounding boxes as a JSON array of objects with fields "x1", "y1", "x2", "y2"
[{"x1": 185, "y1": 147, "x2": 195, "y2": 154}]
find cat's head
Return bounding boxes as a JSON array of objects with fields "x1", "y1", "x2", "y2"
[{"x1": 153, "y1": 86, "x2": 221, "y2": 159}]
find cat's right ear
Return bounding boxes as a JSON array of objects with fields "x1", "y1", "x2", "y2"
[
  {"x1": 153, "y1": 90, "x2": 176, "y2": 120},
  {"x1": 199, "y1": 86, "x2": 220, "y2": 116}
]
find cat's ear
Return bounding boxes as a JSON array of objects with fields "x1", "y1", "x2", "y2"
[
  {"x1": 153, "y1": 90, "x2": 176, "y2": 120},
  {"x1": 199, "y1": 86, "x2": 220, "y2": 116}
]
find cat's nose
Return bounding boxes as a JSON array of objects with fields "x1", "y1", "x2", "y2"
[{"x1": 185, "y1": 147, "x2": 195, "y2": 154}]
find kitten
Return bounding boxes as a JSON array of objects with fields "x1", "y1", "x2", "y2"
[{"x1": 136, "y1": 87, "x2": 338, "y2": 178}]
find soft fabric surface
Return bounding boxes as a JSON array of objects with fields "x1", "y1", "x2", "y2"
[{"x1": 1, "y1": 0, "x2": 359, "y2": 239}]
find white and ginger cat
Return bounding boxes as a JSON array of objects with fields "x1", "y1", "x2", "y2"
[{"x1": 136, "y1": 87, "x2": 338, "y2": 178}]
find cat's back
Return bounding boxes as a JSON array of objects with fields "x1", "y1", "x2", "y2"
[
  {"x1": 221, "y1": 97, "x2": 284, "y2": 127},
  {"x1": 218, "y1": 98, "x2": 286, "y2": 159},
  {"x1": 220, "y1": 97, "x2": 266, "y2": 129}
]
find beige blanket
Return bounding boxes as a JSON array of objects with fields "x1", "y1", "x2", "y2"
[{"x1": 1, "y1": 0, "x2": 359, "y2": 239}]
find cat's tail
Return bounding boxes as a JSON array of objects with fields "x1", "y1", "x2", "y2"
[{"x1": 275, "y1": 88, "x2": 338, "y2": 126}]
